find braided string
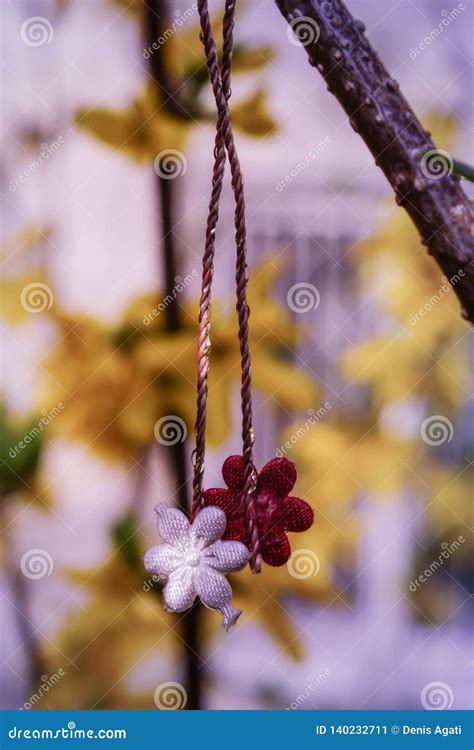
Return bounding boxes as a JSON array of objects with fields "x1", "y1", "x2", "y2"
[
  {"x1": 194, "y1": 0, "x2": 261, "y2": 573},
  {"x1": 192, "y1": 0, "x2": 234, "y2": 513}
]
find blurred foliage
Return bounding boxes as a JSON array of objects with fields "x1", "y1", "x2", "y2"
[
  {"x1": 279, "y1": 116, "x2": 472, "y2": 629},
  {"x1": 35, "y1": 551, "x2": 174, "y2": 709},
  {"x1": 38, "y1": 258, "x2": 318, "y2": 462},
  {"x1": 3, "y1": 0, "x2": 472, "y2": 707},
  {"x1": 76, "y1": 81, "x2": 190, "y2": 164},
  {"x1": 339, "y1": 210, "x2": 468, "y2": 408},
  {"x1": 410, "y1": 469, "x2": 473, "y2": 623},
  {"x1": 0, "y1": 405, "x2": 47, "y2": 505},
  {"x1": 0, "y1": 269, "x2": 53, "y2": 326},
  {"x1": 0, "y1": 226, "x2": 49, "y2": 264},
  {"x1": 2, "y1": 5, "x2": 317, "y2": 703},
  {"x1": 75, "y1": 10, "x2": 276, "y2": 161}
]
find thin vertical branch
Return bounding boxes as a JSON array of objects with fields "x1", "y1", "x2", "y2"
[
  {"x1": 0, "y1": 502, "x2": 44, "y2": 700},
  {"x1": 144, "y1": 0, "x2": 202, "y2": 710}
]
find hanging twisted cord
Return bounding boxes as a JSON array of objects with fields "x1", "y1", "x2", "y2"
[
  {"x1": 192, "y1": 1, "x2": 235, "y2": 514},
  {"x1": 197, "y1": 0, "x2": 261, "y2": 572}
]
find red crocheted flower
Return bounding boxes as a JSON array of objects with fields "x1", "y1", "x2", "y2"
[{"x1": 202, "y1": 456, "x2": 314, "y2": 567}]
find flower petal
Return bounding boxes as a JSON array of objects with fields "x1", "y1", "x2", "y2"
[
  {"x1": 205, "y1": 540, "x2": 249, "y2": 572},
  {"x1": 143, "y1": 544, "x2": 181, "y2": 578},
  {"x1": 220, "y1": 603, "x2": 243, "y2": 630},
  {"x1": 162, "y1": 567, "x2": 196, "y2": 612},
  {"x1": 155, "y1": 504, "x2": 190, "y2": 543},
  {"x1": 193, "y1": 565, "x2": 232, "y2": 609},
  {"x1": 257, "y1": 457, "x2": 297, "y2": 498},
  {"x1": 203, "y1": 488, "x2": 242, "y2": 516},
  {"x1": 222, "y1": 455, "x2": 246, "y2": 490},
  {"x1": 271, "y1": 497, "x2": 314, "y2": 532},
  {"x1": 260, "y1": 530, "x2": 291, "y2": 566},
  {"x1": 221, "y1": 516, "x2": 247, "y2": 543},
  {"x1": 191, "y1": 506, "x2": 227, "y2": 546},
  {"x1": 203, "y1": 489, "x2": 246, "y2": 542}
]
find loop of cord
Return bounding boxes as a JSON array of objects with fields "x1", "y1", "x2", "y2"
[{"x1": 193, "y1": 0, "x2": 261, "y2": 572}]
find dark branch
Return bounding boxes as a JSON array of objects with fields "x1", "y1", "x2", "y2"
[
  {"x1": 275, "y1": 0, "x2": 474, "y2": 322},
  {"x1": 145, "y1": 0, "x2": 203, "y2": 710}
]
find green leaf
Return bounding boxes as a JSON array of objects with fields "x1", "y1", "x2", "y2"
[
  {"x1": 0, "y1": 404, "x2": 43, "y2": 497},
  {"x1": 419, "y1": 149, "x2": 474, "y2": 182},
  {"x1": 112, "y1": 514, "x2": 143, "y2": 574},
  {"x1": 452, "y1": 157, "x2": 474, "y2": 182}
]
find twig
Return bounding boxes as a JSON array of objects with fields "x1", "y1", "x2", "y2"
[
  {"x1": 274, "y1": 0, "x2": 474, "y2": 322},
  {"x1": 0, "y1": 502, "x2": 44, "y2": 699},
  {"x1": 144, "y1": 0, "x2": 203, "y2": 711}
]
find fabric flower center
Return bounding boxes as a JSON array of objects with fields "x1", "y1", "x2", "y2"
[{"x1": 183, "y1": 549, "x2": 201, "y2": 568}]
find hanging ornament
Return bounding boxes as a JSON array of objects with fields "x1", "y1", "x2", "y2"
[
  {"x1": 202, "y1": 456, "x2": 313, "y2": 566},
  {"x1": 144, "y1": 0, "x2": 315, "y2": 627},
  {"x1": 144, "y1": 504, "x2": 248, "y2": 629}
]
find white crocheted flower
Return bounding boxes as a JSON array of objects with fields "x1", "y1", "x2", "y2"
[{"x1": 144, "y1": 504, "x2": 249, "y2": 629}]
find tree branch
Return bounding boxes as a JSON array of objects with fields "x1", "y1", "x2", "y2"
[
  {"x1": 0, "y1": 502, "x2": 44, "y2": 700},
  {"x1": 144, "y1": 0, "x2": 203, "y2": 711},
  {"x1": 274, "y1": 0, "x2": 474, "y2": 322}
]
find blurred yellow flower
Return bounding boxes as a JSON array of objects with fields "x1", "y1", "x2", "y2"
[
  {"x1": 43, "y1": 258, "x2": 319, "y2": 463},
  {"x1": 75, "y1": 82, "x2": 190, "y2": 164},
  {"x1": 36, "y1": 552, "x2": 174, "y2": 709}
]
